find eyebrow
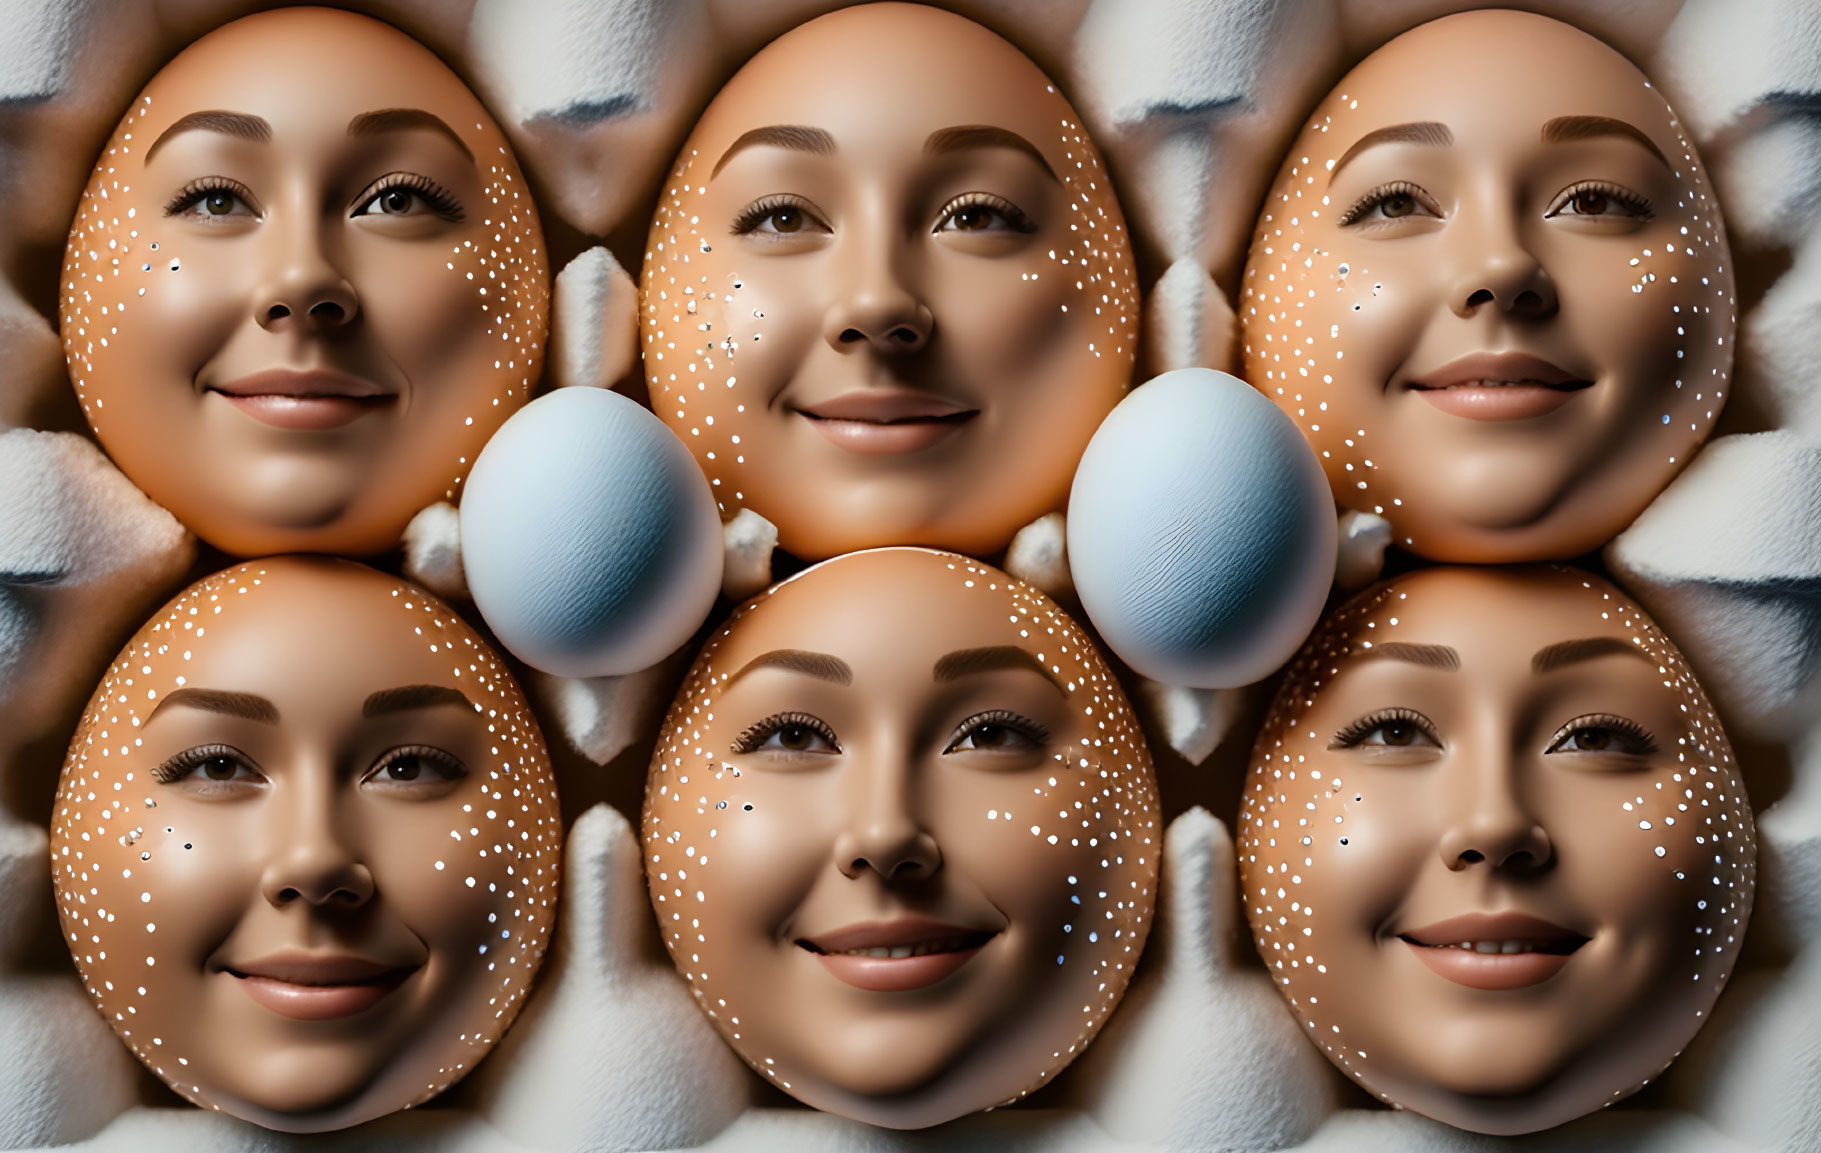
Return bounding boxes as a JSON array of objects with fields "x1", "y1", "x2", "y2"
[
  {"x1": 924, "y1": 124, "x2": 1058, "y2": 182},
  {"x1": 932, "y1": 645, "x2": 1066, "y2": 691},
  {"x1": 711, "y1": 124, "x2": 837, "y2": 178},
  {"x1": 362, "y1": 684, "x2": 475, "y2": 718},
  {"x1": 144, "y1": 110, "x2": 272, "y2": 162},
  {"x1": 1353, "y1": 642, "x2": 1461, "y2": 671},
  {"x1": 1531, "y1": 636, "x2": 1651, "y2": 675},
  {"x1": 1329, "y1": 120, "x2": 1453, "y2": 181},
  {"x1": 1540, "y1": 115, "x2": 1672, "y2": 170},
  {"x1": 347, "y1": 107, "x2": 473, "y2": 162},
  {"x1": 727, "y1": 648, "x2": 854, "y2": 687},
  {"x1": 145, "y1": 688, "x2": 279, "y2": 725}
]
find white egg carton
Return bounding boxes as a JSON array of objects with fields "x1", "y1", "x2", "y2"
[{"x1": 3, "y1": 1, "x2": 1818, "y2": 1150}]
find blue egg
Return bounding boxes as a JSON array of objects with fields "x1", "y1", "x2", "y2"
[
  {"x1": 1067, "y1": 368, "x2": 1336, "y2": 688},
  {"x1": 461, "y1": 388, "x2": 723, "y2": 677}
]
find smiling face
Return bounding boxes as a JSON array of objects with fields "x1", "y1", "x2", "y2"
[
  {"x1": 49, "y1": 558, "x2": 561, "y2": 1131},
  {"x1": 643, "y1": 549, "x2": 1158, "y2": 1127},
  {"x1": 1238, "y1": 566, "x2": 1754, "y2": 1133},
  {"x1": 1238, "y1": 10, "x2": 1734, "y2": 562},
  {"x1": 640, "y1": 3, "x2": 1137, "y2": 560},
  {"x1": 61, "y1": 7, "x2": 548, "y2": 557}
]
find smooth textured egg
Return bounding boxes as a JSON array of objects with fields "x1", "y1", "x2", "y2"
[
  {"x1": 461, "y1": 387, "x2": 723, "y2": 677},
  {"x1": 1067, "y1": 368, "x2": 1336, "y2": 687}
]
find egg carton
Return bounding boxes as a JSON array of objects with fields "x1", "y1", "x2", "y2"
[{"x1": 3, "y1": 1, "x2": 1820, "y2": 1150}]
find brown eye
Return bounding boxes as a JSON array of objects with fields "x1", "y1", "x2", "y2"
[
  {"x1": 201, "y1": 755, "x2": 239, "y2": 780},
  {"x1": 1571, "y1": 190, "x2": 1610, "y2": 216},
  {"x1": 385, "y1": 756, "x2": 423, "y2": 780},
  {"x1": 730, "y1": 712, "x2": 841, "y2": 756},
  {"x1": 777, "y1": 723, "x2": 815, "y2": 750},
  {"x1": 382, "y1": 188, "x2": 413, "y2": 214},
  {"x1": 769, "y1": 208, "x2": 803, "y2": 233},
  {"x1": 205, "y1": 192, "x2": 235, "y2": 216},
  {"x1": 952, "y1": 206, "x2": 992, "y2": 231},
  {"x1": 1381, "y1": 193, "x2": 1414, "y2": 218},
  {"x1": 944, "y1": 710, "x2": 1048, "y2": 756},
  {"x1": 1379, "y1": 720, "x2": 1419, "y2": 746}
]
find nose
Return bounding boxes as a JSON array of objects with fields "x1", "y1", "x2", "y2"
[
  {"x1": 833, "y1": 755, "x2": 942, "y2": 883},
  {"x1": 823, "y1": 226, "x2": 933, "y2": 355},
  {"x1": 1448, "y1": 214, "x2": 1558, "y2": 321},
  {"x1": 260, "y1": 771, "x2": 375, "y2": 908},
  {"x1": 256, "y1": 214, "x2": 360, "y2": 333},
  {"x1": 1436, "y1": 755, "x2": 1555, "y2": 873}
]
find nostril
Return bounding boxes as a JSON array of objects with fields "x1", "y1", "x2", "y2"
[
  {"x1": 1458, "y1": 849, "x2": 1485, "y2": 864},
  {"x1": 266, "y1": 304, "x2": 292, "y2": 321},
  {"x1": 889, "y1": 326, "x2": 921, "y2": 345},
  {"x1": 1464, "y1": 289, "x2": 1495, "y2": 309},
  {"x1": 839, "y1": 328, "x2": 866, "y2": 344},
  {"x1": 310, "y1": 301, "x2": 346, "y2": 323}
]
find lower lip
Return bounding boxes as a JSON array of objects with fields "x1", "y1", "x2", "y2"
[
  {"x1": 218, "y1": 393, "x2": 391, "y2": 431},
  {"x1": 233, "y1": 972, "x2": 408, "y2": 1020},
  {"x1": 1405, "y1": 941, "x2": 1577, "y2": 990},
  {"x1": 800, "y1": 415, "x2": 972, "y2": 455},
  {"x1": 812, "y1": 946, "x2": 986, "y2": 992},
  {"x1": 1412, "y1": 384, "x2": 1585, "y2": 422}
]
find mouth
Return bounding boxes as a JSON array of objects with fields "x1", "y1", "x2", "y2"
[
  {"x1": 1405, "y1": 352, "x2": 1592, "y2": 422},
  {"x1": 223, "y1": 952, "x2": 418, "y2": 1020},
  {"x1": 793, "y1": 390, "x2": 978, "y2": 456},
  {"x1": 798, "y1": 917, "x2": 999, "y2": 992},
  {"x1": 208, "y1": 369, "x2": 396, "y2": 432},
  {"x1": 1398, "y1": 912, "x2": 1590, "y2": 991}
]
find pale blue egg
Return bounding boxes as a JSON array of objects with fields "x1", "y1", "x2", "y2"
[
  {"x1": 1068, "y1": 368, "x2": 1336, "y2": 688},
  {"x1": 461, "y1": 388, "x2": 723, "y2": 677}
]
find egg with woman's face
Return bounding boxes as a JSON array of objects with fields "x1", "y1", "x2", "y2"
[
  {"x1": 1239, "y1": 10, "x2": 1733, "y2": 562},
  {"x1": 640, "y1": 2, "x2": 1138, "y2": 561},
  {"x1": 644, "y1": 548, "x2": 1159, "y2": 1128},
  {"x1": 50, "y1": 558, "x2": 561, "y2": 1131},
  {"x1": 1239, "y1": 566, "x2": 1754, "y2": 1133},
  {"x1": 61, "y1": 7, "x2": 548, "y2": 557}
]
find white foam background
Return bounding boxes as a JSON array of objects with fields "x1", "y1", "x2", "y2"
[{"x1": 2, "y1": 1, "x2": 1818, "y2": 1149}]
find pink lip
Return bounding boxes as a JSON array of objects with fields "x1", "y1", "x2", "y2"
[
  {"x1": 1399, "y1": 912, "x2": 1588, "y2": 991},
  {"x1": 800, "y1": 917, "x2": 998, "y2": 992},
  {"x1": 1407, "y1": 353, "x2": 1591, "y2": 422},
  {"x1": 209, "y1": 369, "x2": 395, "y2": 431},
  {"x1": 795, "y1": 390, "x2": 977, "y2": 456},
  {"x1": 225, "y1": 952, "x2": 416, "y2": 1021}
]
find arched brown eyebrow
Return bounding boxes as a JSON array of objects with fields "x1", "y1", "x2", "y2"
[
  {"x1": 727, "y1": 648, "x2": 853, "y2": 687},
  {"x1": 924, "y1": 125, "x2": 1058, "y2": 183},
  {"x1": 145, "y1": 687, "x2": 279, "y2": 725},
  {"x1": 144, "y1": 110, "x2": 272, "y2": 163},
  {"x1": 1540, "y1": 115, "x2": 1671, "y2": 170},
  {"x1": 711, "y1": 124, "x2": 837, "y2": 177},
  {"x1": 1328, "y1": 121, "x2": 1453, "y2": 182},
  {"x1": 348, "y1": 107, "x2": 473, "y2": 162},
  {"x1": 1531, "y1": 636, "x2": 1651, "y2": 675},
  {"x1": 362, "y1": 684, "x2": 475, "y2": 717},
  {"x1": 933, "y1": 645, "x2": 1066, "y2": 691},
  {"x1": 1352, "y1": 642, "x2": 1461, "y2": 671}
]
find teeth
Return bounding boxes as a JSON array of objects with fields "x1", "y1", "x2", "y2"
[
  {"x1": 1455, "y1": 940, "x2": 1541, "y2": 954},
  {"x1": 837, "y1": 937, "x2": 970, "y2": 959}
]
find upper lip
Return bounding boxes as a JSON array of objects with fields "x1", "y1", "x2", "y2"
[
  {"x1": 793, "y1": 390, "x2": 977, "y2": 424},
  {"x1": 1405, "y1": 352, "x2": 1590, "y2": 391},
  {"x1": 208, "y1": 368, "x2": 392, "y2": 400},
  {"x1": 798, "y1": 916, "x2": 999, "y2": 955},
  {"x1": 1398, "y1": 912, "x2": 1589, "y2": 951},
  {"x1": 222, "y1": 951, "x2": 417, "y2": 986}
]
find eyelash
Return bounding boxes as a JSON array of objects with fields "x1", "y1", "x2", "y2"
[
  {"x1": 1545, "y1": 713, "x2": 1658, "y2": 755},
  {"x1": 1545, "y1": 180, "x2": 1654, "y2": 221},
  {"x1": 1328, "y1": 707, "x2": 1439, "y2": 749},
  {"x1": 351, "y1": 171, "x2": 465, "y2": 222},
  {"x1": 362, "y1": 743, "x2": 469, "y2": 785},
  {"x1": 934, "y1": 192, "x2": 1037, "y2": 234},
  {"x1": 164, "y1": 177, "x2": 258, "y2": 218},
  {"x1": 151, "y1": 743, "x2": 259, "y2": 784},
  {"x1": 730, "y1": 194, "x2": 825, "y2": 236},
  {"x1": 730, "y1": 712, "x2": 841, "y2": 754},
  {"x1": 1336, "y1": 181, "x2": 1436, "y2": 227},
  {"x1": 944, "y1": 709, "x2": 1049, "y2": 751}
]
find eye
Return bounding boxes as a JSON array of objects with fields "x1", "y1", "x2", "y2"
[
  {"x1": 350, "y1": 173, "x2": 465, "y2": 222},
  {"x1": 1336, "y1": 181, "x2": 1441, "y2": 229},
  {"x1": 152, "y1": 744, "x2": 266, "y2": 795},
  {"x1": 164, "y1": 178, "x2": 259, "y2": 223},
  {"x1": 944, "y1": 709, "x2": 1048, "y2": 755},
  {"x1": 934, "y1": 193, "x2": 1037, "y2": 235},
  {"x1": 730, "y1": 195, "x2": 831, "y2": 240},
  {"x1": 1544, "y1": 181, "x2": 1654, "y2": 222},
  {"x1": 1545, "y1": 714, "x2": 1657, "y2": 757},
  {"x1": 730, "y1": 712, "x2": 841, "y2": 756},
  {"x1": 1329, "y1": 707, "x2": 1442, "y2": 751},
  {"x1": 361, "y1": 745, "x2": 468, "y2": 795}
]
